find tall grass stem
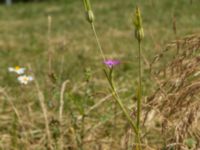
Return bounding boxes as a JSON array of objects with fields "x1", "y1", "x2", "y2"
[
  {"x1": 59, "y1": 80, "x2": 70, "y2": 150},
  {"x1": 91, "y1": 23, "x2": 106, "y2": 61},
  {"x1": 47, "y1": 15, "x2": 52, "y2": 75},
  {"x1": 35, "y1": 80, "x2": 53, "y2": 149}
]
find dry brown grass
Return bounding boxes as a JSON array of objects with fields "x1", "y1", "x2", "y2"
[{"x1": 142, "y1": 34, "x2": 200, "y2": 149}]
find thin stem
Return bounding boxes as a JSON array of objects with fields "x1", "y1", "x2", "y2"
[
  {"x1": 137, "y1": 41, "x2": 142, "y2": 129},
  {"x1": 110, "y1": 78, "x2": 141, "y2": 150},
  {"x1": 59, "y1": 80, "x2": 70, "y2": 150},
  {"x1": 112, "y1": 89, "x2": 138, "y2": 134},
  {"x1": 135, "y1": 133, "x2": 141, "y2": 150},
  {"x1": 35, "y1": 80, "x2": 52, "y2": 149},
  {"x1": 107, "y1": 73, "x2": 138, "y2": 135},
  {"x1": 80, "y1": 114, "x2": 85, "y2": 150},
  {"x1": 91, "y1": 23, "x2": 106, "y2": 61},
  {"x1": 47, "y1": 15, "x2": 52, "y2": 75},
  {"x1": 105, "y1": 69, "x2": 142, "y2": 149},
  {"x1": 135, "y1": 41, "x2": 142, "y2": 150}
]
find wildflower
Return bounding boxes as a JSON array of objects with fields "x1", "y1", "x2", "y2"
[
  {"x1": 104, "y1": 60, "x2": 120, "y2": 68},
  {"x1": 17, "y1": 75, "x2": 34, "y2": 85},
  {"x1": 8, "y1": 66, "x2": 25, "y2": 75}
]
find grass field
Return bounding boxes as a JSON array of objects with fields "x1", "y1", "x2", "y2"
[{"x1": 0, "y1": 0, "x2": 200, "y2": 149}]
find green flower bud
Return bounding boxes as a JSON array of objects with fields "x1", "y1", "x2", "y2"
[
  {"x1": 86, "y1": 10, "x2": 95, "y2": 23},
  {"x1": 133, "y1": 6, "x2": 144, "y2": 42},
  {"x1": 135, "y1": 28, "x2": 144, "y2": 42}
]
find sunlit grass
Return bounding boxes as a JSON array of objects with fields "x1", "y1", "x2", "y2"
[{"x1": 0, "y1": 0, "x2": 199, "y2": 149}]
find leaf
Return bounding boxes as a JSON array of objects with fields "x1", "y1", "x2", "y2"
[{"x1": 184, "y1": 138, "x2": 196, "y2": 149}]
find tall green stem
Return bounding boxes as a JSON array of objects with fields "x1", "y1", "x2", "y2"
[
  {"x1": 137, "y1": 41, "x2": 142, "y2": 129},
  {"x1": 91, "y1": 23, "x2": 106, "y2": 61},
  {"x1": 110, "y1": 80, "x2": 138, "y2": 134},
  {"x1": 104, "y1": 70, "x2": 138, "y2": 134},
  {"x1": 106, "y1": 70, "x2": 141, "y2": 150},
  {"x1": 135, "y1": 40, "x2": 142, "y2": 150}
]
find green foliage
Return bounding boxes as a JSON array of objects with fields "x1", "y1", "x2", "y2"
[{"x1": 184, "y1": 138, "x2": 197, "y2": 149}]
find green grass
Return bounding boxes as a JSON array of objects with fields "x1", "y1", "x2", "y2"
[{"x1": 0, "y1": 0, "x2": 200, "y2": 149}]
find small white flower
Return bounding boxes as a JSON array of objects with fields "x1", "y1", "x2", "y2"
[
  {"x1": 17, "y1": 75, "x2": 34, "y2": 85},
  {"x1": 8, "y1": 66, "x2": 26, "y2": 75}
]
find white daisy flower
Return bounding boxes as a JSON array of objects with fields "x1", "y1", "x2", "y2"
[
  {"x1": 17, "y1": 75, "x2": 34, "y2": 85},
  {"x1": 8, "y1": 66, "x2": 26, "y2": 75}
]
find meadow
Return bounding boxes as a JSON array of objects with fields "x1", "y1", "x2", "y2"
[{"x1": 0, "y1": 0, "x2": 200, "y2": 149}]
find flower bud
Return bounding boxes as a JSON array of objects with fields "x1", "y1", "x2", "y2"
[
  {"x1": 133, "y1": 6, "x2": 144, "y2": 42},
  {"x1": 135, "y1": 28, "x2": 144, "y2": 42},
  {"x1": 86, "y1": 10, "x2": 95, "y2": 23}
]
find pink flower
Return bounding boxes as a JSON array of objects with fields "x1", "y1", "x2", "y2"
[{"x1": 104, "y1": 60, "x2": 120, "y2": 68}]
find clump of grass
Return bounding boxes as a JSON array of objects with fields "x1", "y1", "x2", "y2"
[{"x1": 145, "y1": 34, "x2": 200, "y2": 149}]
